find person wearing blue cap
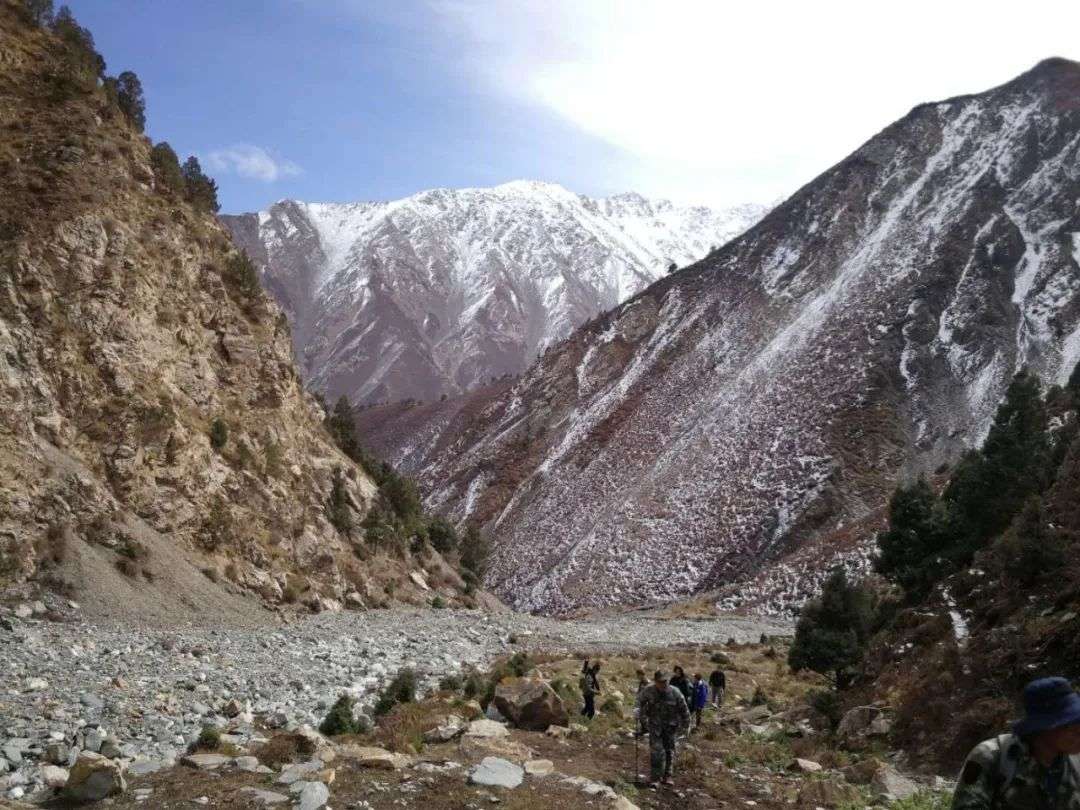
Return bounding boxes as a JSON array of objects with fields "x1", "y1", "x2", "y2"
[{"x1": 952, "y1": 676, "x2": 1080, "y2": 808}]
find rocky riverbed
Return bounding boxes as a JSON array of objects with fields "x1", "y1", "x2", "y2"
[{"x1": 0, "y1": 597, "x2": 790, "y2": 801}]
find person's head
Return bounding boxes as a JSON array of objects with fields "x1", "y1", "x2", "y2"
[
  {"x1": 674, "y1": 666, "x2": 684, "y2": 677},
  {"x1": 1014, "y1": 677, "x2": 1080, "y2": 756},
  {"x1": 653, "y1": 670, "x2": 669, "y2": 691},
  {"x1": 635, "y1": 668, "x2": 646, "y2": 681},
  {"x1": 592, "y1": 661, "x2": 602, "y2": 673},
  {"x1": 693, "y1": 673, "x2": 703, "y2": 682}
]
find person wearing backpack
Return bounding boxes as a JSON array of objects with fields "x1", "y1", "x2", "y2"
[
  {"x1": 952, "y1": 676, "x2": 1080, "y2": 808},
  {"x1": 579, "y1": 659, "x2": 602, "y2": 720}
]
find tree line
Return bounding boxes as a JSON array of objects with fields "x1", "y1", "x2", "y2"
[{"x1": 789, "y1": 365, "x2": 1080, "y2": 693}]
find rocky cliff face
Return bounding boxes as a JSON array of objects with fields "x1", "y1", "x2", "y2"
[
  {"x1": 223, "y1": 185, "x2": 765, "y2": 404},
  {"x1": 0, "y1": 4, "x2": 465, "y2": 621},
  {"x1": 412, "y1": 59, "x2": 1080, "y2": 615}
]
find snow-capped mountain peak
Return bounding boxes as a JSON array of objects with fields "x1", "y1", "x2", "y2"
[{"x1": 223, "y1": 185, "x2": 767, "y2": 404}]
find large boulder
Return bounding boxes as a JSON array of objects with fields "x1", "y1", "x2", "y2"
[
  {"x1": 63, "y1": 752, "x2": 126, "y2": 802},
  {"x1": 492, "y1": 678, "x2": 568, "y2": 731}
]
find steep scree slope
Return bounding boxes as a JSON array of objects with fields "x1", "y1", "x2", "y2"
[
  {"x1": 223, "y1": 184, "x2": 765, "y2": 404},
  {"x1": 0, "y1": 5, "x2": 462, "y2": 622},
  {"x1": 416, "y1": 59, "x2": 1080, "y2": 615}
]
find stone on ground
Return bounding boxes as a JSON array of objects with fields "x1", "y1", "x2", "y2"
[
  {"x1": 181, "y1": 752, "x2": 232, "y2": 770},
  {"x1": 423, "y1": 715, "x2": 468, "y2": 743},
  {"x1": 292, "y1": 780, "x2": 330, "y2": 810},
  {"x1": 797, "y1": 778, "x2": 859, "y2": 807},
  {"x1": 336, "y1": 745, "x2": 412, "y2": 770},
  {"x1": 792, "y1": 757, "x2": 823, "y2": 772},
  {"x1": 465, "y1": 718, "x2": 509, "y2": 738},
  {"x1": 524, "y1": 759, "x2": 554, "y2": 777},
  {"x1": 63, "y1": 752, "x2": 126, "y2": 802},
  {"x1": 239, "y1": 787, "x2": 290, "y2": 805},
  {"x1": 40, "y1": 764, "x2": 69, "y2": 789},
  {"x1": 872, "y1": 763, "x2": 921, "y2": 801},
  {"x1": 492, "y1": 678, "x2": 568, "y2": 731},
  {"x1": 468, "y1": 756, "x2": 524, "y2": 789}
]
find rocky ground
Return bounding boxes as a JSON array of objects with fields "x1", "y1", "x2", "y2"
[
  {"x1": 0, "y1": 593, "x2": 791, "y2": 803},
  {"x1": 0, "y1": 627, "x2": 953, "y2": 809}
]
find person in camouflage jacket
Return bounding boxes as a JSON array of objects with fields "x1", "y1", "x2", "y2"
[
  {"x1": 953, "y1": 677, "x2": 1080, "y2": 809},
  {"x1": 636, "y1": 670, "x2": 691, "y2": 786}
]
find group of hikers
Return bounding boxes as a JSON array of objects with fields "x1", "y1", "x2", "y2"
[
  {"x1": 578, "y1": 660, "x2": 1080, "y2": 803},
  {"x1": 579, "y1": 659, "x2": 726, "y2": 788}
]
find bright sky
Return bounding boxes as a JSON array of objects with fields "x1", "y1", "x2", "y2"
[{"x1": 69, "y1": 1, "x2": 1080, "y2": 213}]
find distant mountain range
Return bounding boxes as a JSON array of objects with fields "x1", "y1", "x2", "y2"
[{"x1": 223, "y1": 183, "x2": 767, "y2": 404}]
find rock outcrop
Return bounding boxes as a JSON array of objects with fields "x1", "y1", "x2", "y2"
[{"x1": 0, "y1": 3, "x2": 460, "y2": 620}]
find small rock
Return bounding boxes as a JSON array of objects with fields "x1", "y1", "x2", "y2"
[
  {"x1": 24, "y1": 677, "x2": 48, "y2": 692},
  {"x1": 40, "y1": 764, "x2": 69, "y2": 789},
  {"x1": 239, "y1": 787, "x2": 290, "y2": 805},
  {"x1": 466, "y1": 719, "x2": 510, "y2": 739},
  {"x1": 181, "y1": 753, "x2": 232, "y2": 770},
  {"x1": 294, "y1": 780, "x2": 330, "y2": 810},
  {"x1": 336, "y1": 745, "x2": 412, "y2": 770},
  {"x1": 524, "y1": 759, "x2": 554, "y2": 777},
  {"x1": 792, "y1": 757, "x2": 823, "y2": 773},
  {"x1": 468, "y1": 757, "x2": 524, "y2": 789}
]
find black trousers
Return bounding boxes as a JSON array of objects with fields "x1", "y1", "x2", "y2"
[{"x1": 581, "y1": 693, "x2": 596, "y2": 718}]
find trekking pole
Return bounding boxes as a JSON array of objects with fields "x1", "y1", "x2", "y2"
[{"x1": 633, "y1": 730, "x2": 640, "y2": 784}]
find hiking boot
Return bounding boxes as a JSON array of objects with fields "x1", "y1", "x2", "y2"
[{"x1": 661, "y1": 776, "x2": 674, "y2": 785}]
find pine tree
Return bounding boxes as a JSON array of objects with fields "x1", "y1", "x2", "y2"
[
  {"x1": 788, "y1": 568, "x2": 873, "y2": 689},
  {"x1": 150, "y1": 142, "x2": 184, "y2": 194},
  {"x1": 181, "y1": 156, "x2": 220, "y2": 214},
  {"x1": 874, "y1": 477, "x2": 947, "y2": 596},
  {"x1": 459, "y1": 525, "x2": 490, "y2": 577},
  {"x1": 114, "y1": 70, "x2": 146, "y2": 131},
  {"x1": 22, "y1": 0, "x2": 54, "y2": 27},
  {"x1": 326, "y1": 466, "x2": 353, "y2": 536},
  {"x1": 943, "y1": 370, "x2": 1049, "y2": 559},
  {"x1": 52, "y1": 6, "x2": 105, "y2": 79}
]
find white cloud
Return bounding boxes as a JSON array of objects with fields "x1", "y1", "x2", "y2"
[
  {"x1": 205, "y1": 144, "x2": 302, "y2": 182},
  {"x1": 424, "y1": 0, "x2": 1080, "y2": 207}
]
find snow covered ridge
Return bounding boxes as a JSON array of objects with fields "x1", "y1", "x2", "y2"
[
  {"x1": 413, "y1": 58, "x2": 1080, "y2": 615},
  {"x1": 223, "y1": 182, "x2": 767, "y2": 404}
]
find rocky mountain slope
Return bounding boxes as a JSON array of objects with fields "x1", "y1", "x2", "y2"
[
  {"x1": 413, "y1": 58, "x2": 1080, "y2": 615},
  {"x1": 223, "y1": 186, "x2": 765, "y2": 404},
  {"x1": 0, "y1": 2, "x2": 467, "y2": 622}
]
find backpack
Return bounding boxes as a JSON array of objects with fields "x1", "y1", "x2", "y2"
[{"x1": 993, "y1": 734, "x2": 1019, "y2": 798}]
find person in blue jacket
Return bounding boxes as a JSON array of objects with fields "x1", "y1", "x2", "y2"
[{"x1": 690, "y1": 673, "x2": 710, "y2": 731}]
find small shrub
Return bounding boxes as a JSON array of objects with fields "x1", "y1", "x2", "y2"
[
  {"x1": 438, "y1": 674, "x2": 463, "y2": 692},
  {"x1": 427, "y1": 516, "x2": 458, "y2": 553},
  {"x1": 115, "y1": 558, "x2": 137, "y2": 578},
  {"x1": 462, "y1": 670, "x2": 486, "y2": 700},
  {"x1": 209, "y1": 418, "x2": 228, "y2": 451},
  {"x1": 225, "y1": 251, "x2": 260, "y2": 298},
  {"x1": 810, "y1": 688, "x2": 843, "y2": 730},
  {"x1": 195, "y1": 725, "x2": 221, "y2": 751},
  {"x1": 751, "y1": 685, "x2": 769, "y2": 706},
  {"x1": 319, "y1": 694, "x2": 362, "y2": 736},
  {"x1": 431, "y1": 595, "x2": 446, "y2": 610},
  {"x1": 201, "y1": 567, "x2": 219, "y2": 583},
  {"x1": 373, "y1": 668, "x2": 417, "y2": 717}
]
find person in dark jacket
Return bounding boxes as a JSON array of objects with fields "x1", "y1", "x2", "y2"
[
  {"x1": 709, "y1": 667, "x2": 726, "y2": 707},
  {"x1": 690, "y1": 673, "x2": 709, "y2": 730},
  {"x1": 579, "y1": 659, "x2": 602, "y2": 720},
  {"x1": 636, "y1": 670, "x2": 691, "y2": 787},
  {"x1": 670, "y1": 666, "x2": 691, "y2": 703}
]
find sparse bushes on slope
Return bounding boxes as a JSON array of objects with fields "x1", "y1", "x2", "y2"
[
  {"x1": 182, "y1": 156, "x2": 220, "y2": 214},
  {"x1": 209, "y1": 417, "x2": 228, "y2": 451},
  {"x1": 319, "y1": 694, "x2": 365, "y2": 736},
  {"x1": 326, "y1": 466, "x2": 353, "y2": 536},
  {"x1": 373, "y1": 668, "x2": 417, "y2": 717},
  {"x1": 150, "y1": 142, "x2": 184, "y2": 194}
]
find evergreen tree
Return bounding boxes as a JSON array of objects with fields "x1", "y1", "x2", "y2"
[
  {"x1": 52, "y1": 6, "x2": 105, "y2": 78},
  {"x1": 150, "y1": 142, "x2": 184, "y2": 194},
  {"x1": 22, "y1": 0, "x2": 54, "y2": 27},
  {"x1": 114, "y1": 70, "x2": 146, "y2": 131},
  {"x1": 427, "y1": 516, "x2": 458, "y2": 554},
  {"x1": 997, "y1": 495, "x2": 1065, "y2": 585},
  {"x1": 943, "y1": 370, "x2": 1049, "y2": 560},
  {"x1": 326, "y1": 467, "x2": 353, "y2": 536},
  {"x1": 874, "y1": 477, "x2": 947, "y2": 597},
  {"x1": 181, "y1": 156, "x2": 220, "y2": 213},
  {"x1": 459, "y1": 525, "x2": 490, "y2": 577},
  {"x1": 788, "y1": 568, "x2": 873, "y2": 689}
]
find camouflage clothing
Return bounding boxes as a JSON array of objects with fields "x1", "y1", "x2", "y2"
[
  {"x1": 636, "y1": 684, "x2": 690, "y2": 781},
  {"x1": 953, "y1": 734, "x2": 1080, "y2": 809}
]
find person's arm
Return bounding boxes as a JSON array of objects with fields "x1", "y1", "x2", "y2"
[
  {"x1": 951, "y1": 741, "x2": 998, "y2": 810},
  {"x1": 676, "y1": 690, "x2": 691, "y2": 732}
]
